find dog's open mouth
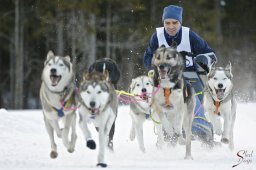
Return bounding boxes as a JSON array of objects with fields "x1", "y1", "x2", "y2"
[
  {"x1": 140, "y1": 93, "x2": 149, "y2": 101},
  {"x1": 215, "y1": 88, "x2": 226, "y2": 100},
  {"x1": 89, "y1": 107, "x2": 100, "y2": 114},
  {"x1": 159, "y1": 70, "x2": 167, "y2": 79},
  {"x1": 50, "y1": 75, "x2": 61, "y2": 86}
]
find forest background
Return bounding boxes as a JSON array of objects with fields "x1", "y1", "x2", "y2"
[{"x1": 0, "y1": 0, "x2": 255, "y2": 109}]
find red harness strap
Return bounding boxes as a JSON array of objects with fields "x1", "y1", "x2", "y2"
[
  {"x1": 214, "y1": 101, "x2": 221, "y2": 116},
  {"x1": 164, "y1": 88, "x2": 172, "y2": 107}
]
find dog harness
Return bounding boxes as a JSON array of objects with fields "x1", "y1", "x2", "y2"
[
  {"x1": 52, "y1": 96, "x2": 75, "y2": 117},
  {"x1": 213, "y1": 100, "x2": 221, "y2": 116},
  {"x1": 164, "y1": 88, "x2": 172, "y2": 107},
  {"x1": 49, "y1": 88, "x2": 76, "y2": 117}
]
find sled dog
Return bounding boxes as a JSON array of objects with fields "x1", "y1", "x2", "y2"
[
  {"x1": 151, "y1": 45, "x2": 195, "y2": 159},
  {"x1": 40, "y1": 51, "x2": 77, "y2": 159},
  {"x1": 203, "y1": 62, "x2": 236, "y2": 150},
  {"x1": 78, "y1": 71, "x2": 118, "y2": 167},
  {"x1": 129, "y1": 75, "x2": 162, "y2": 152},
  {"x1": 88, "y1": 58, "x2": 121, "y2": 150}
]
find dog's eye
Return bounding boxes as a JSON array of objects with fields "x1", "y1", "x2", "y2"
[
  {"x1": 59, "y1": 63, "x2": 64, "y2": 67},
  {"x1": 213, "y1": 77, "x2": 217, "y2": 80},
  {"x1": 48, "y1": 63, "x2": 52, "y2": 66},
  {"x1": 86, "y1": 91, "x2": 91, "y2": 94},
  {"x1": 97, "y1": 91, "x2": 102, "y2": 94},
  {"x1": 223, "y1": 78, "x2": 227, "y2": 80},
  {"x1": 136, "y1": 84, "x2": 140, "y2": 87},
  {"x1": 146, "y1": 83, "x2": 150, "y2": 85}
]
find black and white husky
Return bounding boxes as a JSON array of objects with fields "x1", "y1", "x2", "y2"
[
  {"x1": 204, "y1": 62, "x2": 236, "y2": 150},
  {"x1": 78, "y1": 71, "x2": 118, "y2": 167},
  {"x1": 40, "y1": 51, "x2": 77, "y2": 158},
  {"x1": 88, "y1": 58, "x2": 121, "y2": 150},
  {"x1": 151, "y1": 45, "x2": 196, "y2": 159}
]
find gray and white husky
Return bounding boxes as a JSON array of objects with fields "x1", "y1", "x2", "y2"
[
  {"x1": 40, "y1": 51, "x2": 77, "y2": 159},
  {"x1": 151, "y1": 45, "x2": 196, "y2": 159},
  {"x1": 129, "y1": 75, "x2": 160, "y2": 152},
  {"x1": 78, "y1": 71, "x2": 118, "y2": 168},
  {"x1": 204, "y1": 62, "x2": 236, "y2": 150}
]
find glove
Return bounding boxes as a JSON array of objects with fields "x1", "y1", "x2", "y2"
[{"x1": 194, "y1": 52, "x2": 217, "y2": 73}]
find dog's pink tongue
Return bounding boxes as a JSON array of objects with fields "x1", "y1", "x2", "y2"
[
  {"x1": 160, "y1": 71, "x2": 166, "y2": 79},
  {"x1": 50, "y1": 76, "x2": 60, "y2": 86},
  {"x1": 216, "y1": 89, "x2": 224, "y2": 100}
]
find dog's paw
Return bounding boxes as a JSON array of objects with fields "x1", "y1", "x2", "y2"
[
  {"x1": 86, "y1": 139, "x2": 96, "y2": 149},
  {"x1": 140, "y1": 147, "x2": 146, "y2": 153},
  {"x1": 67, "y1": 148, "x2": 74, "y2": 153},
  {"x1": 184, "y1": 155, "x2": 193, "y2": 160},
  {"x1": 129, "y1": 129, "x2": 135, "y2": 141},
  {"x1": 50, "y1": 151, "x2": 58, "y2": 159},
  {"x1": 57, "y1": 128, "x2": 63, "y2": 138},
  {"x1": 221, "y1": 137, "x2": 229, "y2": 144},
  {"x1": 97, "y1": 163, "x2": 107, "y2": 168}
]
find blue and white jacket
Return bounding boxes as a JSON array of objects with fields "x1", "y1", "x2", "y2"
[{"x1": 143, "y1": 26, "x2": 216, "y2": 71}]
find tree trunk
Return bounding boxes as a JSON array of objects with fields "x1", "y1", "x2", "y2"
[
  {"x1": 214, "y1": 0, "x2": 223, "y2": 46},
  {"x1": 88, "y1": 13, "x2": 96, "y2": 66},
  {"x1": 106, "y1": 3, "x2": 111, "y2": 58},
  {"x1": 14, "y1": 0, "x2": 24, "y2": 109},
  {"x1": 56, "y1": 10, "x2": 64, "y2": 55}
]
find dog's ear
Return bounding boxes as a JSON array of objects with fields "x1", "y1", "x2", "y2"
[
  {"x1": 129, "y1": 78, "x2": 136, "y2": 93},
  {"x1": 83, "y1": 72, "x2": 90, "y2": 81},
  {"x1": 103, "y1": 66, "x2": 110, "y2": 82},
  {"x1": 153, "y1": 66, "x2": 159, "y2": 87},
  {"x1": 47, "y1": 50, "x2": 54, "y2": 60},
  {"x1": 225, "y1": 61, "x2": 233, "y2": 79},
  {"x1": 225, "y1": 61, "x2": 232, "y2": 71},
  {"x1": 64, "y1": 55, "x2": 71, "y2": 62}
]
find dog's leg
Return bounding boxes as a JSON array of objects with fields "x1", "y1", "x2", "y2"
[
  {"x1": 97, "y1": 115, "x2": 109, "y2": 167},
  {"x1": 105, "y1": 111, "x2": 116, "y2": 151},
  {"x1": 229, "y1": 100, "x2": 237, "y2": 150},
  {"x1": 67, "y1": 113, "x2": 77, "y2": 153},
  {"x1": 135, "y1": 117, "x2": 146, "y2": 153},
  {"x1": 130, "y1": 119, "x2": 136, "y2": 141},
  {"x1": 79, "y1": 113, "x2": 96, "y2": 150},
  {"x1": 152, "y1": 103, "x2": 173, "y2": 137},
  {"x1": 221, "y1": 107, "x2": 232, "y2": 144},
  {"x1": 49, "y1": 120, "x2": 62, "y2": 138},
  {"x1": 108, "y1": 118, "x2": 116, "y2": 150},
  {"x1": 44, "y1": 117, "x2": 58, "y2": 159},
  {"x1": 183, "y1": 108, "x2": 193, "y2": 160},
  {"x1": 61, "y1": 115, "x2": 72, "y2": 152},
  {"x1": 207, "y1": 112, "x2": 222, "y2": 136}
]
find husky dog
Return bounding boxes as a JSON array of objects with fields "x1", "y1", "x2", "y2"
[
  {"x1": 151, "y1": 45, "x2": 195, "y2": 159},
  {"x1": 129, "y1": 75, "x2": 159, "y2": 152},
  {"x1": 78, "y1": 71, "x2": 118, "y2": 167},
  {"x1": 88, "y1": 58, "x2": 120, "y2": 150},
  {"x1": 40, "y1": 51, "x2": 77, "y2": 159},
  {"x1": 203, "y1": 62, "x2": 236, "y2": 150}
]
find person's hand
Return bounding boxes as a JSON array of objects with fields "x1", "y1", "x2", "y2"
[{"x1": 194, "y1": 52, "x2": 217, "y2": 73}]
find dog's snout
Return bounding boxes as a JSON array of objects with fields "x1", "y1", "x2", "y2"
[
  {"x1": 159, "y1": 65, "x2": 165, "y2": 70},
  {"x1": 90, "y1": 101, "x2": 96, "y2": 108},
  {"x1": 218, "y1": 83, "x2": 223, "y2": 89},
  {"x1": 142, "y1": 88, "x2": 147, "y2": 93},
  {"x1": 50, "y1": 68, "x2": 57, "y2": 74}
]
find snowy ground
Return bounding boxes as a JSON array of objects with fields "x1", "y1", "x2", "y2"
[{"x1": 0, "y1": 103, "x2": 256, "y2": 170}]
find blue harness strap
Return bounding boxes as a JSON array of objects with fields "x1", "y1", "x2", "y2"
[{"x1": 52, "y1": 101, "x2": 67, "y2": 117}]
